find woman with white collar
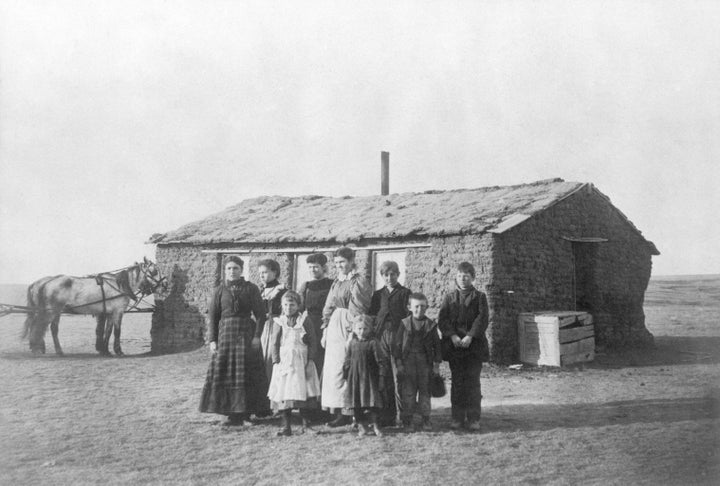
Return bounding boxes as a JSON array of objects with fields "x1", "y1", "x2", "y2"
[
  {"x1": 257, "y1": 258, "x2": 287, "y2": 416},
  {"x1": 320, "y1": 246, "x2": 372, "y2": 427}
]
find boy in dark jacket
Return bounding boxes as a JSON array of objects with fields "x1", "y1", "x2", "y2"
[
  {"x1": 438, "y1": 262, "x2": 489, "y2": 431},
  {"x1": 395, "y1": 293, "x2": 441, "y2": 431},
  {"x1": 368, "y1": 260, "x2": 411, "y2": 427}
]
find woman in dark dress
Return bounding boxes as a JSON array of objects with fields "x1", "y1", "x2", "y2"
[
  {"x1": 199, "y1": 256, "x2": 268, "y2": 425},
  {"x1": 297, "y1": 253, "x2": 333, "y2": 373}
]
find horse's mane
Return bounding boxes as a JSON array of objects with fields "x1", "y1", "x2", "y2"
[{"x1": 114, "y1": 269, "x2": 134, "y2": 296}]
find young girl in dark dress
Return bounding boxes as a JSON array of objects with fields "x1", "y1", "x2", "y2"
[
  {"x1": 297, "y1": 253, "x2": 333, "y2": 374},
  {"x1": 199, "y1": 256, "x2": 268, "y2": 425},
  {"x1": 343, "y1": 315, "x2": 390, "y2": 437}
]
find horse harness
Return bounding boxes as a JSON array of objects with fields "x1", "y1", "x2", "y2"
[{"x1": 62, "y1": 263, "x2": 165, "y2": 314}]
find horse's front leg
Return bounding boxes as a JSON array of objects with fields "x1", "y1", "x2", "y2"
[
  {"x1": 50, "y1": 315, "x2": 63, "y2": 356},
  {"x1": 95, "y1": 314, "x2": 109, "y2": 355},
  {"x1": 113, "y1": 312, "x2": 124, "y2": 356}
]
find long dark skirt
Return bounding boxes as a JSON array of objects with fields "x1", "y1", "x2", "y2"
[
  {"x1": 199, "y1": 317, "x2": 268, "y2": 415},
  {"x1": 304, "y1": 312, "x2": 325, "y2": 373}
]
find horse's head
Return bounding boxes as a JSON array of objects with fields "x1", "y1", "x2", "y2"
[{"x1": 137, "y1": 257, "x2": 167, "y2": 295}]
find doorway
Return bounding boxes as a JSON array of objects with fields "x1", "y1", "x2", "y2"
[
  {"x1": 564, "y1": 236, "x2": 607, "y2": 311},
  {"x1": 572, "y1": 242, "x2": 599, "y2": 311}
]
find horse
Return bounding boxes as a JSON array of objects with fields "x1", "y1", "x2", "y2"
[{"x1": 21, "y1": 257, "x2": 166, "y2": 356}]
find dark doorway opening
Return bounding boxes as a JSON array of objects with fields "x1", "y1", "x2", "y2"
[{"x1": 572, "y1": 241, "x2": 600, "y2": 312}]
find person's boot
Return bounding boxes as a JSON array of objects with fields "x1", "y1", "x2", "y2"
[
  {"x1": 450, "y1": 408, "x2": 464, "y2": 430},
  {"x1": 223, "y1": 413, "x2": 244, "y2": 426},
  {"x1": 299, "y1": 410, "x2": 312, "y2": 433},
  {"x1": 276, "y1": 410, "x2": 292, "y2": 436},
  {"x1": 240, "y1": 413, "x2": 255, "y2": 426},
  {"x1": 371, "y1": 422, "x2": 384, "y2": 437},
  {"x1": 467, "y1": 395, "x2": 482, "y2": 431},
  {"x1": 357, "y1": 421, "x2": 370, "y2": 437},
  {"x1": 327, "y1": 413, "x2": 351, "y2": 427}
]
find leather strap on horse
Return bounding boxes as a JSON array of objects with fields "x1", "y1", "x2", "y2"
[{"x1": 95, "y1": 275, "x2": 107, "y2": 315}]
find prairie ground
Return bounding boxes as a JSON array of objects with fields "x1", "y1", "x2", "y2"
[{"x1": 0, "y1": 275, "x2": 718, "y2": 485}]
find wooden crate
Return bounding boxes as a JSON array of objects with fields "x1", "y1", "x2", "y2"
[{"x1": 518, "y1": 311, "x2": 595, "y2": 367}]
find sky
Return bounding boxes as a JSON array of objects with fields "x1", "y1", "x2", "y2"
[{"x1": 0, "y1": 0, "x2": 718, "y2": 284}]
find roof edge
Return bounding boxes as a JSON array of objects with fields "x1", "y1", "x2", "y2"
[{"x1": 487, "y1": 182, "x2": 588, "y2": 234}]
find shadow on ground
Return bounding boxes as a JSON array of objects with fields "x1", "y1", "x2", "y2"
[
  {"x1": 279, "y1": 396, "x2": 720, "y2": 437},
  {"x1": 589, "y1": 336, "x2": 720, "y2": 368},
  {"x1": 0, "y1": 351, "x2": 156, "y2": 360},
  {"x1": 430, "y1": 396, "x2": 720, "y2": 434}
]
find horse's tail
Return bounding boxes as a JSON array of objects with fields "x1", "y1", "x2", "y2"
[{"x1": 21, "y1": 284, "x2": 38, "y2": 340}]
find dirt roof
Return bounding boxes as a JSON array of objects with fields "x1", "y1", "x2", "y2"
[{"x1": 148, "y1": 178, "x2": 644, "y2": 246}]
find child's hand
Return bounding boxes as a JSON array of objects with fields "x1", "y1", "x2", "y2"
[
  {"x1": 209, "y1": 341, "x2": 217, "y2": 354},
  {"x1": 451, "y1": 335, "x2": 462, "y2": 347},
  {"x1": 432, "y1": 363, "x2": 440, "y2": 374},
  {"x1": 460, "y1": 336, "x2": 473, "y2": 348},
  {"x1": 251, "y1": 337, "x2": 261, "y2": 349}
]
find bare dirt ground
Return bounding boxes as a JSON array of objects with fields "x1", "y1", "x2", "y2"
[{"x1": 0, "y1": 275, "x2": 718, "y2": 485}]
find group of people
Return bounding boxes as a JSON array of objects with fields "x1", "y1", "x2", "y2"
[{"x1": 198, "y1": 247, "x2": 489, "y2": 437}]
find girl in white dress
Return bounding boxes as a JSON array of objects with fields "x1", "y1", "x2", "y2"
[{"x1": 267, "y1": 291, "x2": 321, "y2": 436}]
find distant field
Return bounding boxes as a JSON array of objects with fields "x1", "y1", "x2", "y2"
[
  {"x1": 645, "y1": 274, "x2": 720, "y2": 306},
  {"x1": 644, "y1": 274, "x2": 720, "y2": 338},
  {"x1": 0, "y1": 284, "x2": 27, "y2": 306}
]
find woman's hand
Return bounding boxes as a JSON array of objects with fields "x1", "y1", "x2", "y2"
[
  {"x1": 451, "y1": 335, "x2": 462, "y2": 348},
  {"x1": 251, "y1": 337, "x2": 261, "y2": 349},
  {"x1": 460, "y1": 335, "x2": 473, "y2": 348},
  {"x1": 209, "y1": 341, "x2": 217, "y2": 354}
]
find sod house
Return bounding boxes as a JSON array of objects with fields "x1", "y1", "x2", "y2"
[{"x1": 147, "y1": 178, "x2": 659, "y2": 363}]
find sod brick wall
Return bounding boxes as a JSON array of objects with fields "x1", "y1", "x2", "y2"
[
  {"x1": 150, "y1": 246, "x2": 219, "y2": 353},
  {"x1": 489, "y1": 187, "x2": 654, "y2": 362}
]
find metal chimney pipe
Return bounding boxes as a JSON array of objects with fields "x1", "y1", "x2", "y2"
[{"x1": 381, "y1": 151, "x2": 389, "y2": 195}]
